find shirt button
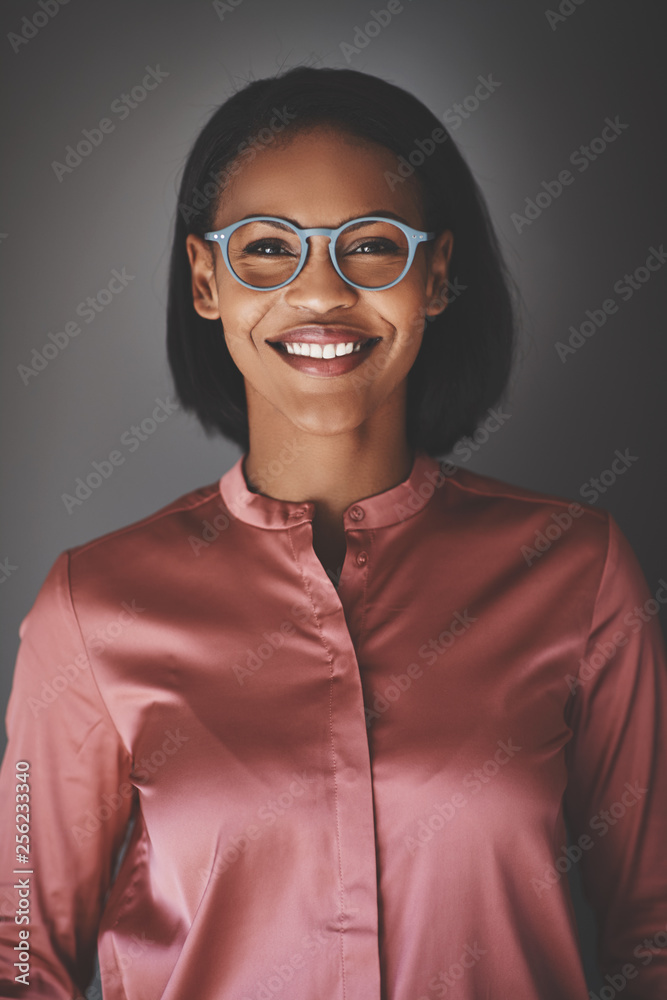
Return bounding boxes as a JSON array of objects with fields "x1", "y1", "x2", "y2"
[
  {"x1": 349, "y1": 505, "x2": 365, "y2": 521},
  {"x1": 356, "y1": 551, "x2": 368, "y2": 567}
]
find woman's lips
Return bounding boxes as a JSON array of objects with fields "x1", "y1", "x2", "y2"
[
  {"x1": 268, "y1": 338, "x2": 381, "y2": 377},
  {"x1": 266, "y1": 325, "x2": 374, "y2": 346}
]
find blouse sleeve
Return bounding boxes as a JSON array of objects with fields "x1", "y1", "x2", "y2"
[
  {"x1": 0, "y1": 550, "x2": 135, "y2": 999},
  {"x1": 563, "y1": 511, "x2": 667, "y2": 994}
]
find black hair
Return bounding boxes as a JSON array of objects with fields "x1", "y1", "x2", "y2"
[{"x1": 166, "y1": 65, "x2": 518, "y2": 457}]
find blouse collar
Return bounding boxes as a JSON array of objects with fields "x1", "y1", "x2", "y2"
[{"x1": 218, "y1": 449, "x2": 446, "y2": 531}]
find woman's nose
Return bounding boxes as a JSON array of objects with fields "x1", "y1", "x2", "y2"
[{"x1": 283, "y1": 235, "x2": 358, "y2": 307}]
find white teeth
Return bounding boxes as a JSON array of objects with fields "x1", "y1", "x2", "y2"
[{"x1": 278, "y1": 340, "x2": 371, "y2": 357}]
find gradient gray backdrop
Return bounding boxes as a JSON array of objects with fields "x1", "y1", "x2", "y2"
[{"x1": 1, "y1": 0, "x2": 666, "y2": 994}]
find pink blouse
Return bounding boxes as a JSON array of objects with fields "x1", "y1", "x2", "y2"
[{"x1": 1, "y1": 449, "x2": 666, "y2": 999}]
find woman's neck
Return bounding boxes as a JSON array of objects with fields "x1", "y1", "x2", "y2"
[
  {"x1": 243, "y1": 423, "x2": 414, "y2": 523},
  {"x1": 243, "y1": 393, "x2": 415, "y2": 580}
]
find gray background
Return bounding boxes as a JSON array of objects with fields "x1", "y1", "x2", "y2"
[{"x1": 1, "y1": 0, "x2": 665, "y2": 994}]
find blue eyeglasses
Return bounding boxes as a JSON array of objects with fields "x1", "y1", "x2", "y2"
[{"x1": 204, "y1": 215, "x2": 435, "y2": 291}]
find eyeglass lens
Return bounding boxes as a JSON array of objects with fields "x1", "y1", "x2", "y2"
[{"x1": 226, "y1": 219, "x2": 411, "y2": 288}]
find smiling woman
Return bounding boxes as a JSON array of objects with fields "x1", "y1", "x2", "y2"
[
  {"x1": 0, "y1": 65, "x2": 666, "y2": 1000},
  {"x1": 169, "y1": 66, "x2": 515, "y2": 578},
  {"x1": 168, "y1": 69, "x2": 515, "y2": 459},
  {"x1": 181, "y1": 121, "x2": 459, "y2": 575}
]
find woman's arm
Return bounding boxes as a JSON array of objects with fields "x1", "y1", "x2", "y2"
[
  {"x1": 564, "y1": 512, "x2": 667, "y2": 995},
  {"x1": 0, "y1": 550, "x2": 135, "y2": 999}
]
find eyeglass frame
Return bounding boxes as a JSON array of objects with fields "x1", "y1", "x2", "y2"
[{"x1": 203, "y1": 215, "x2": 436, "y2": 291}]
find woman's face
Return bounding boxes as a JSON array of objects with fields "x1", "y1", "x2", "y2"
[{"x1": 187, "y1": 126, "x2": 453, "y2": 440}]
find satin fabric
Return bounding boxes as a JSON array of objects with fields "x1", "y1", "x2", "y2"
[{"x1": 1, "y1": 449, "x2": 666, "y2": 999}]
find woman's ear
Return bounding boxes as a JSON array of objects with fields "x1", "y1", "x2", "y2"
[
  {"x1": 186, "y1": 234, "x2": 220, "y2": 320},
  {"x1": 424, "y1": 230, "x2": 454, "y2": 319}
]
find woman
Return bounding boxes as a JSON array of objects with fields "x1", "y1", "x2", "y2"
[{"x1": 1, "y1": 66, "x2": 666, "y2": 1000}]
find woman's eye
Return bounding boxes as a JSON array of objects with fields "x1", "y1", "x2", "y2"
[
  {"x1": 244, "y1": 240, "x2": 292, "y2": 255},
  {"x1": 350, "y1": 240, "x2": 398, "y2": 254}
]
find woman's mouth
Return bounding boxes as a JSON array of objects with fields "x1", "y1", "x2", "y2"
[{"x1": 268, "y1": 337, "x2": 382, "y2": 377}]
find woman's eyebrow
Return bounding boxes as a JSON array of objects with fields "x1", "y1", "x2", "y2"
[{"x1": 236, "y1": 210, "x2": 410, "y2": 228}]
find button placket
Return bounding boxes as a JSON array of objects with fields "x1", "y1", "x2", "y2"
[
  {"x1": 343, "y1": 506, "x2": 371, "y2": 577},
  {"x1": 287, "y1": 513, "x2": 381, "y2": 995}
]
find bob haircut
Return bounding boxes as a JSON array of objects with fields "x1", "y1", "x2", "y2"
[{"x1": 167, "y1": 66, "x2": 517, "y2": 457}]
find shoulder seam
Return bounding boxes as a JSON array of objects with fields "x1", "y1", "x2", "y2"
[
  {"x1": 445, "y1": 468, "x2": 606, "y2": 518},
  {"x1": 63, "y1": 549, "x2": 134, "y2": 763},
  {"x1": 70, "y1": 485, "x2": 220, "y2": 559},
  {"x1": 569, "y1": 509, "x2": 613, "y2": 693}
]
